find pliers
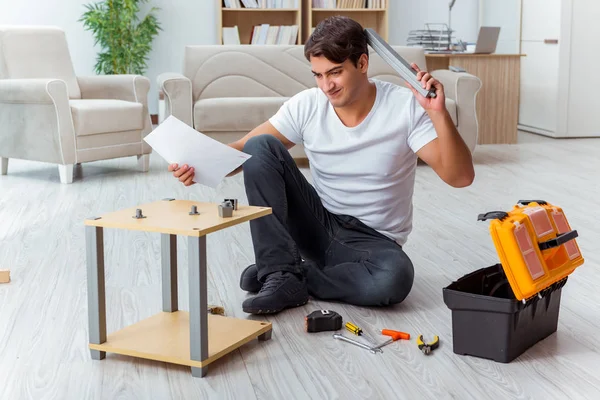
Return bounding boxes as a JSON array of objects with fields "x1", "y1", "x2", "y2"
[{"x1": 417, "y1": 335, "x2": 439, "y2": 355}]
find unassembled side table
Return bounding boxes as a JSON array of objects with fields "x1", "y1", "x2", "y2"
[{"x1": 84, "y1": 199, "x2": 273, "y2": 378}]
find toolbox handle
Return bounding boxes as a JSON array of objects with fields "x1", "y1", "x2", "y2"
[
  {"x1": 539, "y1": 230, "x2": 578, "y2": 250},
  {"x1": 477, "y1": 211, "x2": 509, "y2": 221},
  {"x1": 517, "y1": 199, "x2": 548, "y2": 205}
]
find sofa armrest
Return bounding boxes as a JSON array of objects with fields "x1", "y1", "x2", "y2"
[
  {"x1": 157, "y1": 73, "x2": 192, "y2": 127},
  {"x1": 0, "y1": 78, "x2": 60, "y2": 102},
  {"x1": 431, "y1": 70, "x2": 482, "y2": 153},
  {"x1": 0, "y1": 79, "x2": 76, "y2": 164}
]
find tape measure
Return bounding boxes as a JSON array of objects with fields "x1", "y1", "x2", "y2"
[{"x1": 305, "y1": 310, "x2": 342, "y2": 333}]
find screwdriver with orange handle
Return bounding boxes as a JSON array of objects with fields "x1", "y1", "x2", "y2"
[{"x1": 372, "y1": 329, "x2": 411, "y2": 350}]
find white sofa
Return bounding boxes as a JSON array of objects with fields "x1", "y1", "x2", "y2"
[
  {"x1": 0, "y1": 26, "x2": 153, "y2": 183},
  {"x1": 158, "y1": 45, "x2": 482, "y2": 158}
]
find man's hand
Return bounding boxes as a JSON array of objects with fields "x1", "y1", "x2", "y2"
[
  {"x1": 406, "y1": 63, "x2": 446, "y2": 114},
  {"x1": 167, "y1": 120, "x2": 294, "y2": 186},
  {"x1": 168, "y1": 163, "x2": 196, "y2": 186},
  {"x1": 408, "y1": 65, "x2": 475, "y2": 188}
]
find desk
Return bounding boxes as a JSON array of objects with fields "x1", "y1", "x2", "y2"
[
  {"x1": 426, "y1": 53, "x2": 525, "y2": 145},
  {"x1": 84, "y1": 199, "x2": 273, "y2": 378}
]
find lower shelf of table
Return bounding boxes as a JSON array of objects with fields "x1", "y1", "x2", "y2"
[{"x1": 89, "y1": 311, "x2": 272, "y2": 368}]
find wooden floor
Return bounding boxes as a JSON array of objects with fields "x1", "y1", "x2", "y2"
[{"x1": 1, "y1": 132, "x2": 599, "y2": 399}]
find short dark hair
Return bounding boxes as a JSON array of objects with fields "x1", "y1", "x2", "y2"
[{"x1": 304, "y1": 16, "x2": 368, "y2": 66}]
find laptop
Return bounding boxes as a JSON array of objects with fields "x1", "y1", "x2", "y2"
[{"x1": 472, "y1": 26, "x2": 501, "y2": 54}]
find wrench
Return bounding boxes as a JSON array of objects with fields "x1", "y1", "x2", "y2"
[{"x1": 333, "y1": 334, "x2": 382, "y2": 354}]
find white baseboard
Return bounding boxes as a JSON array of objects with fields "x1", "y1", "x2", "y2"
[{"x1": 518, "y1": 124, "x2": 557, "y2": 137}]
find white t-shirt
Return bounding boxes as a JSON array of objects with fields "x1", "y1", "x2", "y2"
[{"x1": 269, "y1": 79, "x2": 438, "y2": 246}]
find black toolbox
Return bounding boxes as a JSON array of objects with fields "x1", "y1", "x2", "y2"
[{"x1": 443, "y1": 200, "x2": 584, "y2": 363}]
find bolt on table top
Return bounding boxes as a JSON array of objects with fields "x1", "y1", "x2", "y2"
[{"x1": 84, "y1": 199, "x2": 272, "y2": 237}]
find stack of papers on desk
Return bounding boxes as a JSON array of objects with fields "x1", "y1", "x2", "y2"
[{"x1": 143, "y1": 116, "x2": 251, "y2": 188}]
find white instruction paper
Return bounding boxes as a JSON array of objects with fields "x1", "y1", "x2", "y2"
[{"x1": 143, "y1": 115, "x2": 251, "y2": 188}]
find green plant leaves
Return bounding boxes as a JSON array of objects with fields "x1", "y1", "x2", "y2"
[{"x1": 79, "y1": 0, "x2": 161, "y2": 75}]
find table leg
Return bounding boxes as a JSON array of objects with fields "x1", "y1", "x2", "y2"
[
  {"x1": 258, "y1": 330, "x2": 272, "y2": 341},
  {"x1": 188, "y1": 235, "x2": 208, "y2": 377},
  {"x1": 86, "y1": 225, "x2": 106, "y2": 360},
  {"x1": 161, "y1": 234, "x2": 178, "y2": 312}
]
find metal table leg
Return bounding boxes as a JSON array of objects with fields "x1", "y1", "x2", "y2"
[
  {"x1": 161, "y1": 234, "x2": 178, "y2": 312},
  {"x1": 86, "y1": 224, "x2": 107, "y2": 360},
  {"x1": 188, "y1": 235, "x2": 208, "y2": 377}
]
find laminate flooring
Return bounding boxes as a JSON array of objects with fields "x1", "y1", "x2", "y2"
[{"x1": 1, "y1": 132, "x2": 599, "y2": 399}]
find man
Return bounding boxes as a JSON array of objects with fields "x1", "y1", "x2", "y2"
[{"x1": 169, "y1": 17, "x2": 474, "y2": 315}]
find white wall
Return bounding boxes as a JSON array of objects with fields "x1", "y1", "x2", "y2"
[
  {"x1": 138, "y1": 0, "x2": 217, "y2": 114},
  {"x1": 0, "y1": 0, "x2": 98, "y2": 78},
  {"x1": 0, "y1": 0, "x2": 218, "y2": 115},
  {"x1": 479, "y1": 0, "x2": 521, "y2": 53}
]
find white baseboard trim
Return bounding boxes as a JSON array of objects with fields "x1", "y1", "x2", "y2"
[{"x1": 518, "y1": 124, "x2": 557, "y2": 137}]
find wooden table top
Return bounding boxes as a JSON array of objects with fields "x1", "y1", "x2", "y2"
[{"x1": 84, "y1": 199, "x2": 272, "y2": 237}]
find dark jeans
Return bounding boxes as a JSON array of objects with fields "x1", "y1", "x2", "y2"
[{"x1": 242, "y1": 134, "x2": 414, "y2": 306}]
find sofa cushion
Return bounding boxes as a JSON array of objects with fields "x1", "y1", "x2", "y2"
[
  {"x1": 194, "y1": 97, "x2": 287, "y2": 132},
  {"x1": 69, "y1": 99, "x2": 143, "y2": 136}
]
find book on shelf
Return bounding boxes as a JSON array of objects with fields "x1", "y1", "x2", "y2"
[
  {"x1": 223, "y1": 0, "x2": 241, "y2": 8},
  {"x1": 250, "y1": 24, "x2": 299, "y2": 44},
  {"x1": 224, "y1": 0, "x2": 299, "y2": 8},
  {"x1": 311, "y1": 0, "x2": 385, "y2": 8},
  {"x1": 222, "y1": 26, "x2": 241, "y2": 44}
]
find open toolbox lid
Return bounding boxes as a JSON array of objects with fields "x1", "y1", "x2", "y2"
[{"x1": 477, "y1": 200, "x2": 584, "y2": 301}]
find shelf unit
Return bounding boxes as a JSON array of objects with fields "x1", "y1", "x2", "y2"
[
  {"x1": 302, "y1": 0, "x2": 388, "y2": 43},
  {"x1": 218, "y1": 1, "x2": 302, "y2": 45},
  {"x1": 217, "y1": 0, "x2": 388, "y2": 45}
]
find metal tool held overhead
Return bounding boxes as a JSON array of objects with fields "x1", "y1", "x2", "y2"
[{"x1": 364, "y1": 28, "x2": 437, "y2": 99}]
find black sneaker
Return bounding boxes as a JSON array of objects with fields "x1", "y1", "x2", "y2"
[
  {"x1": 242, "y1": 271, "x2": 309, "y2": 314},
  {"x1": 239, "y1": 264, "x2": 262, "y2": 292}
]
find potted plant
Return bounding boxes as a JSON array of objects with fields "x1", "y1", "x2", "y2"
[{"x1": 80, "y1": 0, "x2": 161, "y2": 75}]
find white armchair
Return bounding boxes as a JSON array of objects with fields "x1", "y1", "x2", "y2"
[{"x1": 0, "y1": 25, "x2": 153, "y2": 183}]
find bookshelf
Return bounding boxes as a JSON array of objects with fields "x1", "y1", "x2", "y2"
[
  {"x1": 302, "y1": 0, "x2": 388, "y2": 43},
  {"x1": 219, "y1": 1, "x2": 302, "y2": 45},
  {"x1": 218, "y1": 0, "x2": 388, "y2": 45}
]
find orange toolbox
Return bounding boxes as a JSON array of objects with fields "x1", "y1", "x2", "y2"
[{"x1": 443, "y1": 200, "x2": 584, "y2": 362}]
